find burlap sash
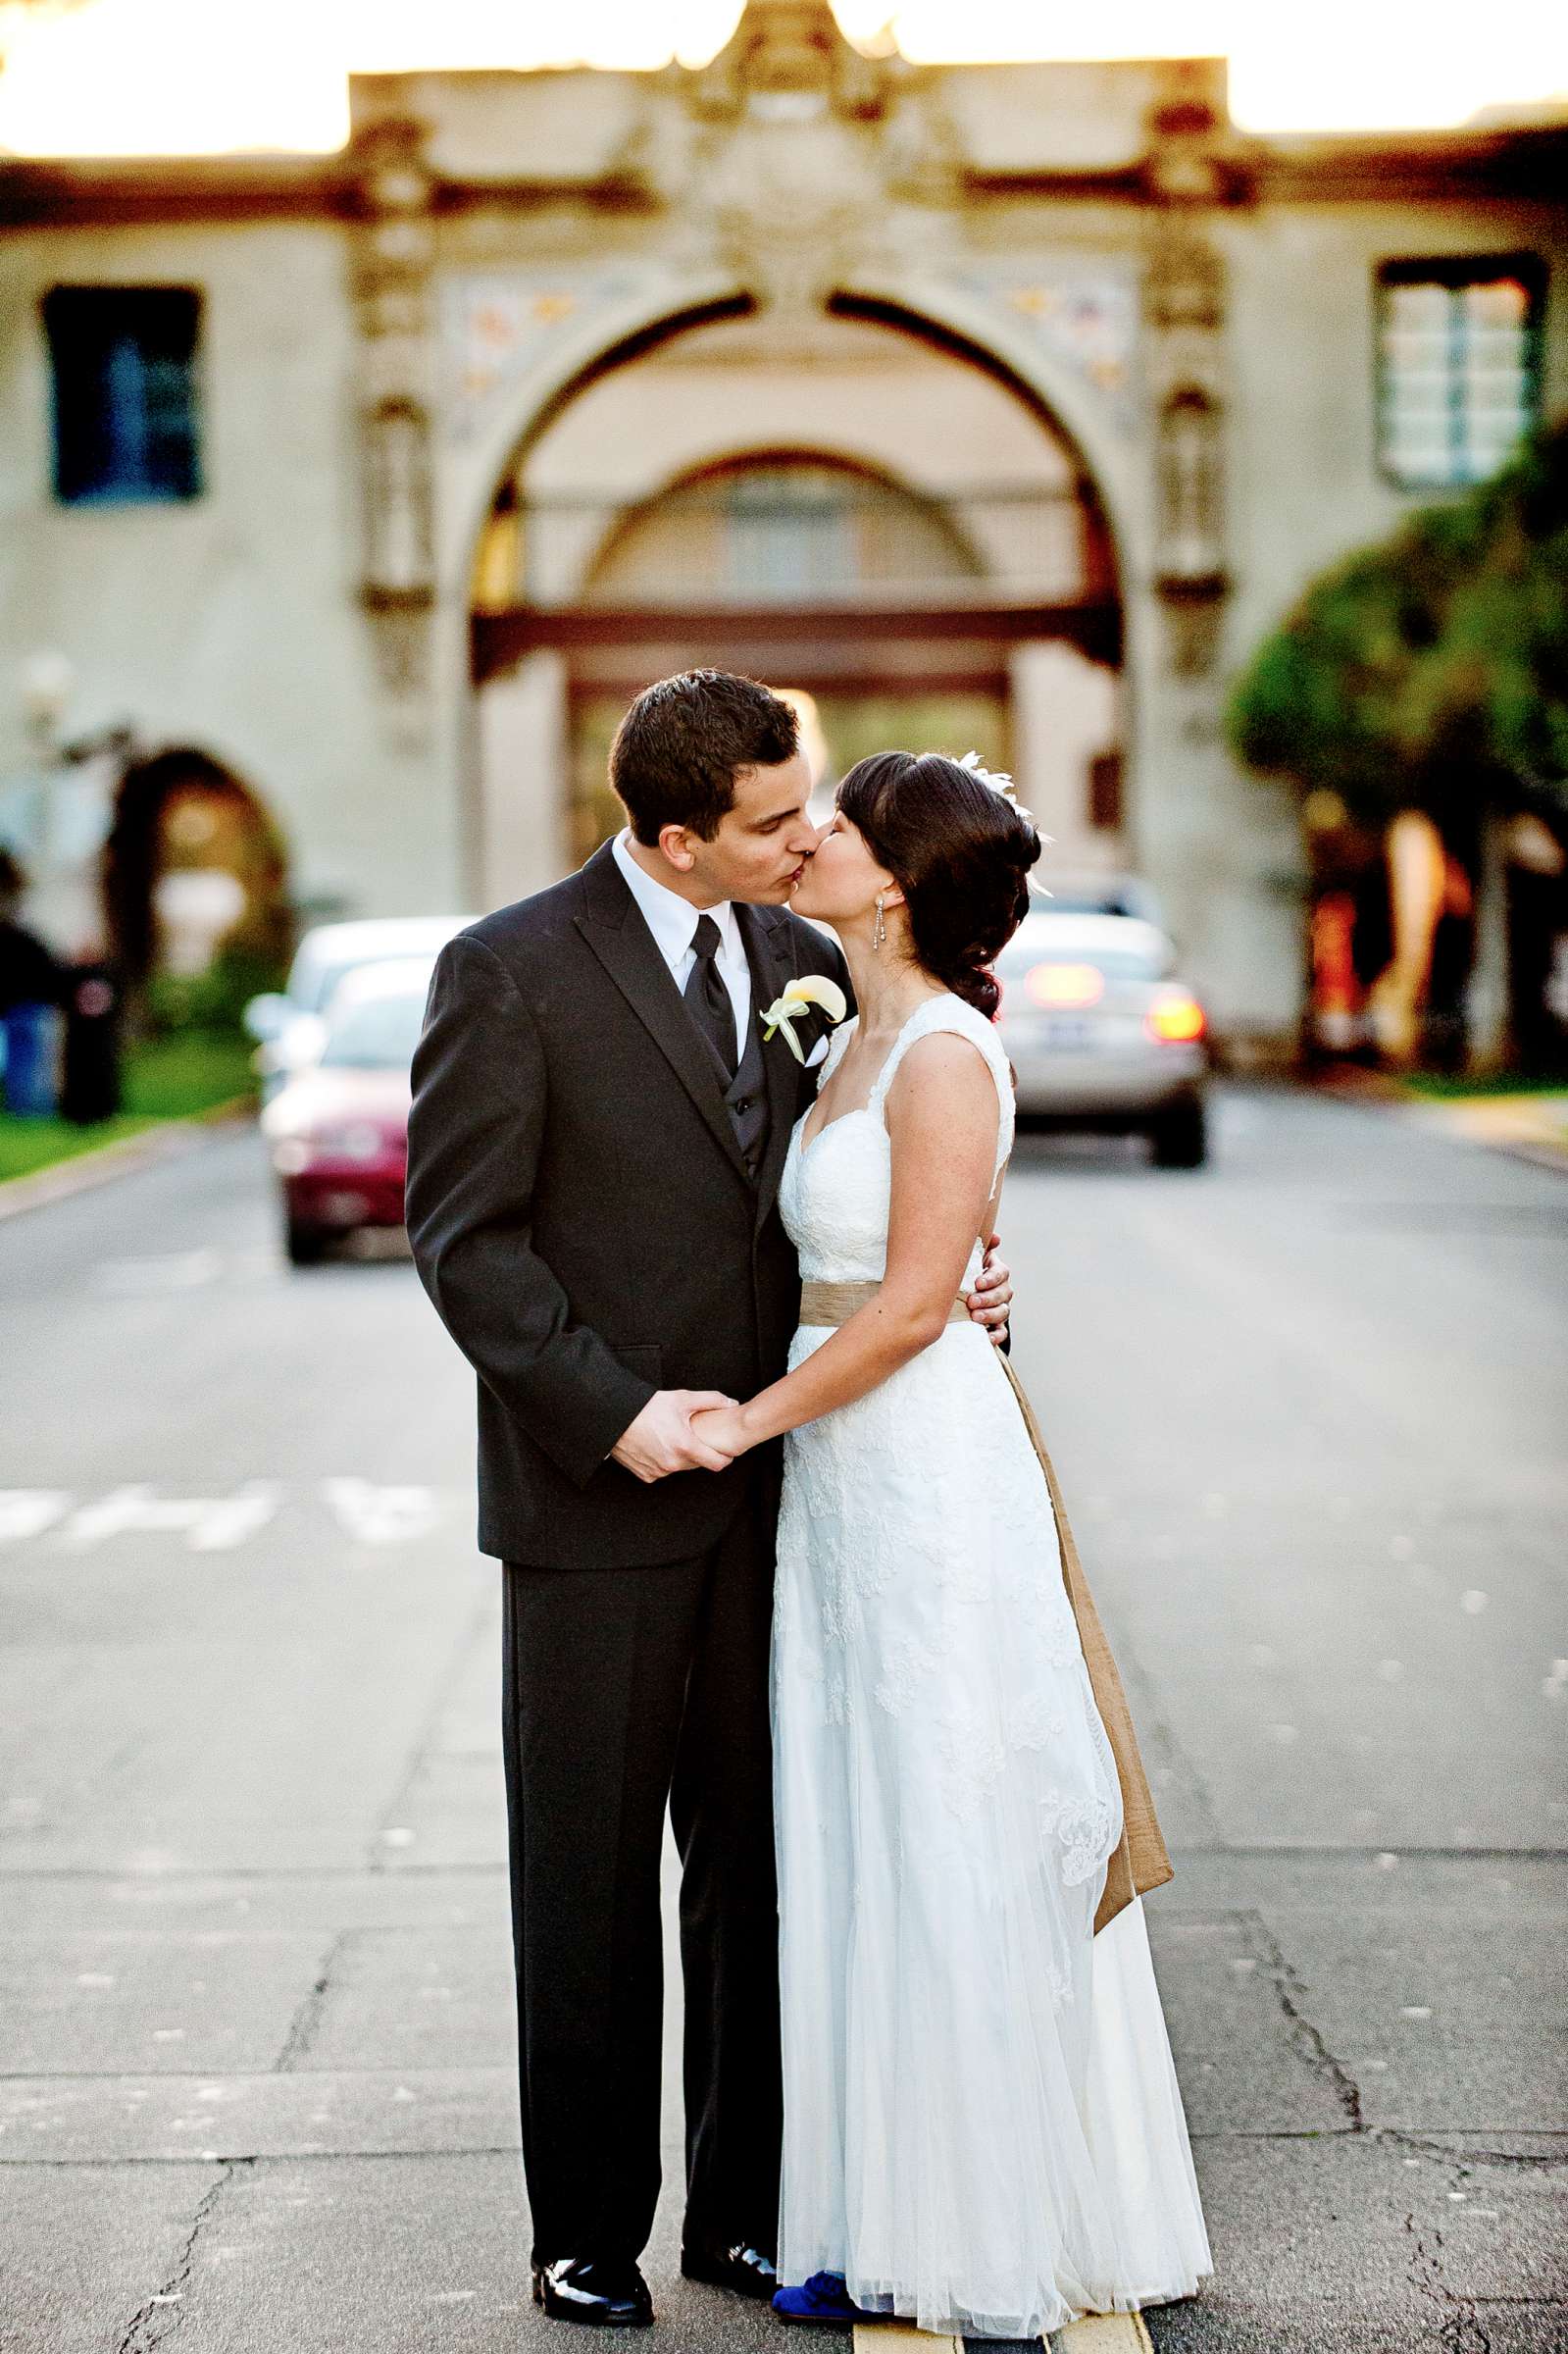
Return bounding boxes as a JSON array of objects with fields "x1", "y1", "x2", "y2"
[{"x1": 794, "y1": 1278, "x2": 1173, "y2": 1934}]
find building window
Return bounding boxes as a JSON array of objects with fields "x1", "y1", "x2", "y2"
[
  {"x1": 724, "y1": 466, "x2": 857, "y2": 599},
  {"x1": 1375, "y1": 255, "x2": 1544, "y2": 491},
  {"x1": 42, "y1": 285, "x2": 203, "y2": 506}
]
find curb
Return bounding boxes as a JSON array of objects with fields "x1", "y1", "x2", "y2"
[{"x1": 0, "y1": 1097, "x2": 255, "y2": 1223}]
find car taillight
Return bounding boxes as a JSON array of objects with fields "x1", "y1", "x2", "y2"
[
  {"x1": 1024, "y1": 962, "x2": 1105, "y2": 1010},
  {"x1": 1144, "y1": 990, "x2": 1206, "y2": 1044}
]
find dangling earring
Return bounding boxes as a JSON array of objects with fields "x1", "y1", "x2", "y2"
[{"x1": 873, "y1": 894, "x2": 886, "y2": 950}]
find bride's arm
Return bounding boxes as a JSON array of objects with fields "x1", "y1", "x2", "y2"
[{"x1": 692, "y1": 1032, "x2": 1002, "y2": 1456}]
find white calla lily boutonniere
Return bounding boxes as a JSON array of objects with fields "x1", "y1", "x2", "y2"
[{"x1": 760, "y1": 974, "x2": 847, "y2": 1063}]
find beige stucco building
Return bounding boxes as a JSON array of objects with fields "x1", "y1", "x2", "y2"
[{"x1": 2, "y1": 0, "x2": 1564, "y2": 1045}]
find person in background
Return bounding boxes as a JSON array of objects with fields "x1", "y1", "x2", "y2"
[{"x1": 0, "y1": 849, "x2": 63, "y2": 1116}]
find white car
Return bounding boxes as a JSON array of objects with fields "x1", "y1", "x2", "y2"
[
  {"x1": 995, "y1": 902, "x2": 1211, "y2": 1166},
  {"x1": 243, "y1": 916, "x2": 472, "y2": 1099}
]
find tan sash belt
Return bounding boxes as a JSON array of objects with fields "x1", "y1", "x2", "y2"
[
  {"x1": 798, "y1": 1278, "x2": 968, "y2": 1329},
  {"x1": 791, "y1": 1276, "x2": 1173, "y2": 1935}
]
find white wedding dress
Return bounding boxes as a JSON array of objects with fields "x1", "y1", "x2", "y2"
[{"x1": 772, "y1": 995, "x2": 1212, "y2": 2340}]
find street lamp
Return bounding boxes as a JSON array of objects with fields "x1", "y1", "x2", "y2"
[{"x1": 19, "y1": 649, "x2": 75, "y2": 749}]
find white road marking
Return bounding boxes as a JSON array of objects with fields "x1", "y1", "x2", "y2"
[
  {"x1": 57, "y1": 1483, "x2": 279, "y2": 1552},
  {"x1": 94, "y1": 1248, "x2": 224, "y2": 1292},
  {"x1": 322, "y1": 1478, "x2": 441, "y2": 1544},
  {"x1": 0, "y1": 1491, "x2": 70, "y2": 1542},
  {"x1": 0, "y1": 1482, "x2": 455, "y2": 1553}
]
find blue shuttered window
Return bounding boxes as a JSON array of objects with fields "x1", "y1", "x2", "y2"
[{"x1": 42, "y1": 285, "x2": 203, "y2": 506}]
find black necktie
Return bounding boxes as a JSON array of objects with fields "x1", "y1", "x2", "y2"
[{"x1": 683, "y1": 912, "x2": 737, "y2": 1075}]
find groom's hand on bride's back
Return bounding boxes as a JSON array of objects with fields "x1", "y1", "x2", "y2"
[
  {"x1": 611, "y1": 1390, "x2": 740, "y2": 1483},
  {"x1": 967, "y1": 1232, "x2": 1013, "y2": 1348}
]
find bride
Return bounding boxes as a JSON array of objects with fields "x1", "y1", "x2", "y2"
[{"x1": 691, "y1": 749, "x2": 1211, "y2": 2338}]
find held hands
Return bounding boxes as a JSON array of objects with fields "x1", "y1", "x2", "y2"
[
  {"x1": 686, "y1": 1403, "x2": 750, "y2": 1460},
  {"x1": 967, "y1": 1232, "x2": 1012, "y2": 1347},
  {"x1": 608, "y1": 1236, "x2": 1010, "y2": 1486},
  {"x1": 610, "y1": 1390, "x2": 740, "y2": 1484}
]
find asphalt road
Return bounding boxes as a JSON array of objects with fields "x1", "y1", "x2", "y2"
[{"x1": 1, "y1": 1085, "x2": 1564, "y2": 2354}]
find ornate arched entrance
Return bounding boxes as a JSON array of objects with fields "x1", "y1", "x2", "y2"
[
  {"x1": 464, "y1": 300, "x2": 1126, "y2": 906},
  {"x1": 105, "y1": 747, "x2": 290, "y2": 1011}
]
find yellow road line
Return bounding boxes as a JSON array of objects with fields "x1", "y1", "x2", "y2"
[
  {"x1": 1058, "y1": 2315, "x2": 1154, "y2": 2351},
  {"x1": 851, "y1": 2311, "x2": 1149, "y2": 2350},
  {"x1": 852, "y1": 2328, "x2": 960, "y2": 2351}
]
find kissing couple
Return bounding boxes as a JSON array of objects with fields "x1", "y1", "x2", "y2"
[{"x1": 406, "y1": 670, "x2": 1211, "y2": 2337}]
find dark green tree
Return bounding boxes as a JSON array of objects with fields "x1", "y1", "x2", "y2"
[
  {"x1": 1405, "y1": 419, "x2": 1568, "y2": 832},
  {"x1": 1228, "y1": 415, "x2": 1568, "y2": 833}
]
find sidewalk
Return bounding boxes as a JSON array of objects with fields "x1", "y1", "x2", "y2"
[
  {"x1": 1403, "y1": 1086, "x2": 1568, "y2": 1171},
  {"x1": 1310, "y1": 1065, "x2": 1568, "y2": 1173}
]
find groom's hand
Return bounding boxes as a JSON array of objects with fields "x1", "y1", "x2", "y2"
[
  {"x1": 611, "y1": 1390, "x2": 739, "y2": 1483},
  {"x1": 966, "y1": 1232, "x2": 1012, "y2": 1348}
]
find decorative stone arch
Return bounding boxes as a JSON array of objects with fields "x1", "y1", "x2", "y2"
[
  {"x1": 439, "y1": 283, "x2": 748, "y2": 607},
  {"x1": 104, "y1": 745, "x2": 290, "y2": 998},
  {"x1": 449, "y1": 279, "x2": 1135, "y2": 906},
  {"x1": 571, "y1": 443, "x2": 994, "y2": 610},
  {"x1": 826, "y1": 276, "x2": 1154, "y2": 869},
  {"x1": 827, "y1": 278, "x2": 1144, "y2": 593}
]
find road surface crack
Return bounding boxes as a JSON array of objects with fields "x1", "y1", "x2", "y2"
[
  {"x1": 1240, "y1": 1911, "x2": 1364, "y2": 2129},
  {"x1": 1405, "y1": 2206, "x2": 1492, "y2": 2354},
  {"x1": 1236, "y1": 1913, "x2": 1565, "y2": 2176},
  {"x1": 115, "y1": 2156, "x2": 252, "y2": 2352},
  {"x1": 274, "y1": 1927, "x2": 349, "y2": 2071}
]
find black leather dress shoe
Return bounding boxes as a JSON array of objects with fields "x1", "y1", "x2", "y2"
[
  {"x1": 680, "y1": 2240, "x2": 779, "y2": 2301},
  {"x1": 531, "y1": 2257, "x2": 654, "y2": 2328}
]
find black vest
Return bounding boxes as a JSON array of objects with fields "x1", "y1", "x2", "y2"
[
  {"x1": 685, "y1": 958, "x2": 771, "y2": 1181},
  {"x1": 722, "y1": 997, "x2": 771, "y2": 1180}
]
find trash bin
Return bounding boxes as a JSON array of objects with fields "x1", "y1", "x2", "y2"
[
  {"x1": 0, "y1": 1000, "x2": 61, "y2": 1116},
  {"x1": 61, "y1": 962, "x2": 123, "y2": 1125}
]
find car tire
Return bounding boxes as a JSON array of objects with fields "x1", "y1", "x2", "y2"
[
  {"x1": 284, "y1": 1211, "x2": 331, "y2": 1266},
  {"x1": 1149, "y1": 1098, "x2": 1208, "y2": 1168}
]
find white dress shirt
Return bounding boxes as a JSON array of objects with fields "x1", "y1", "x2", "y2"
[{"x1": 612, "y1": 829, "x2": 752, "y2": 1045}]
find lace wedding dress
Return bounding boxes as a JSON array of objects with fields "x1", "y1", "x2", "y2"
[{"x1": 772, "y1": 994, "x2": 1212, "y2": 2339}]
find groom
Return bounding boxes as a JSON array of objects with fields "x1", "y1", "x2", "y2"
[{"x1": 405, "y1": 671, "x2": 1009, "y2": 2328}]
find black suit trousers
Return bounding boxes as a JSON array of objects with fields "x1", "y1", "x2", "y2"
[{"x1": 501, "y1": 1473, "x2": 783, "y2": 2265}]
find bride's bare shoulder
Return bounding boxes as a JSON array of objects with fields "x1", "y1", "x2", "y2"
[{"x1": 884, "y1": 1026, "x2": 1003, "y2": 1125}]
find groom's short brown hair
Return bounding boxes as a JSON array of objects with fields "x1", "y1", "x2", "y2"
[{"x1": 610, "y1": 670, "x2": 799, "y2": 846}]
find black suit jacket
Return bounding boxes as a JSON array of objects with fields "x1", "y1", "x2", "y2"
[{"x1": 405, "y1": 841, "x2": 852, "y2": 1569}]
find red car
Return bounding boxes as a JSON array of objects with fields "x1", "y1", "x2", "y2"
[{"x1": 261, "y1": 956, "x2": 431, "y2": 1264}]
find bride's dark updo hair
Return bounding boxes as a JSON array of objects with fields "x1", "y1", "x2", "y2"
[{"x1": 835, "y1": 749, "x2": 1041, "y2": 1020}]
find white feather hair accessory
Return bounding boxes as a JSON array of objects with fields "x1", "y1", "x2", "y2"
[{"x1": 956, "y1": 748, "x2": 1040, "y2": 830}]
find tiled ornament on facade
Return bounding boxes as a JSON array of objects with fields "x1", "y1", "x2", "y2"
[{"x1": 947, "y1": 269, "x2": 1141, "y2": 437}]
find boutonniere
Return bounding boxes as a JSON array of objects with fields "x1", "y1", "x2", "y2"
[{"x1": 760, "y1": 975, "x2": 847, "y2": 1063}]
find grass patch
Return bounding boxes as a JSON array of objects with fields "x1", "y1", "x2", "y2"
[
  {"x1": 122, "y1": 1031, "x2": 258, "y2": 1120},
  {"x1": 1404, "y1": 1072, "x2": 1568, "y2": 1100},
  {"x1": 0, "y1": 1030, "x2": 257, "y2": 1186}
]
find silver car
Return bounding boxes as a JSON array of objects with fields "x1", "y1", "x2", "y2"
[
  {"x1": 996, "y1": 893, "x2": 1210, "y2": 1166},
  {"x1": 243, "y1": 915, "x2": 474, "y2": 1100}
]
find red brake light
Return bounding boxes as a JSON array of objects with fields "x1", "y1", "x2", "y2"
[
  {"x1": 1025, "y1": 962, "x2": 1105, "y2": 1010},
  {"x1": 1145, "y1": 990, "x2": 1206, "y2": 1044}
]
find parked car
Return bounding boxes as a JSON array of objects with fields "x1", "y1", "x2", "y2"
[
  {"x1": 244, "y1": 916, "x2": 472, "y2": 1100},
  {"x1": 260, "y1": 956, "x2": 433, "y2": 1262},
  {"x1": 995, "y1": 896, "x2": 1210, "y2": 1166},
  {"x1": 1033, "y1": 869, "x2": 1169, "y2": 926}
]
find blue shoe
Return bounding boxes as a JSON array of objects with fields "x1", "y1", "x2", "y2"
[{"x1": 772, "y1": 2272, "x2": 874, "y2": 2326}]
